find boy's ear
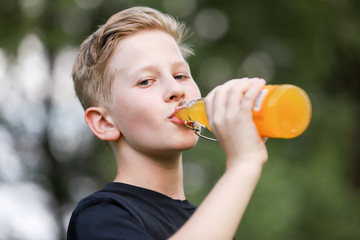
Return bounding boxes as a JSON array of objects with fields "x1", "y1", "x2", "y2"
[{"x1": 84, "y1": 107, "x2": 120, "y2": 141}]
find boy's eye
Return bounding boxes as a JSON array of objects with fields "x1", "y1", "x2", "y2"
[
  {"x1": 174, "y1": 75, "x2": 187, "y2": 80},
  {"x1": 139, "y1": 80, "x2": 149, "y2": 86},
  {"x1": 138, "y1": 79, "x2": 154, "y2": 86}
]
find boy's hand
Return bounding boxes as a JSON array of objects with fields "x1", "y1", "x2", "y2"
[
  {"x1": 172, "y1": 79, "x2": 270, "y2": 240},
  {"x1": 204, "y1": 78, "x2": 268, "y2": 168}
]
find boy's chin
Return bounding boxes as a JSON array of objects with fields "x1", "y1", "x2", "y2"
[{"x1": 176, "y1": 135, "x2": 199, "y2": 150}]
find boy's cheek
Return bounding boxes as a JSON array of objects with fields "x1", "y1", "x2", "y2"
[{"x1": 114, "y1": 106, "x2": 156, "y2": 134}]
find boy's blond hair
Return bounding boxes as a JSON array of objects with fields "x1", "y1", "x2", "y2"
[{"x1": 72, "y1": 6, "x2": 193, "y2": 109}]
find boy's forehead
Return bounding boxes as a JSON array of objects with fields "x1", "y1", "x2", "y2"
[
  {"x1": 116, "y1": 30, "x2": 181, "y2": 57},
  {"x1": 108, "y1": 30, "x2": 185, "y2": 74}
]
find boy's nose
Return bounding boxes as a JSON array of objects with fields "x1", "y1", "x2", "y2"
[{"x1": 164, "y1": 79, "x2": 185, "y2": 102}]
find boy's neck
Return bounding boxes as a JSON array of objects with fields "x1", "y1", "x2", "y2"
[{"x1": 113, "y1": 141, "x2": 186, "y2": 200}]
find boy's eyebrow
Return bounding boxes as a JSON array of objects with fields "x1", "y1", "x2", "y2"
[
  {"x1": 130, "y1": 61, "x2": 190, "y2": 77},
  {"x1": 172, "y1": 61, "x2": 190, "y2": 69}
]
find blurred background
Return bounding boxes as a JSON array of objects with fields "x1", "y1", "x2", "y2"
[{"x1": 1, "y1": 0, "x2": 359, "y2": 239}]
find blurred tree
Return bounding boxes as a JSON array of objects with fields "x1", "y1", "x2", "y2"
[{"x1": 0, "y1": 0, "x2": 359, "y2": 239}]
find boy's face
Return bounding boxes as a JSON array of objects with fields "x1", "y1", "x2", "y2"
[{"x1": 107, "y1": 30, "x2": 201, "y2": 155}]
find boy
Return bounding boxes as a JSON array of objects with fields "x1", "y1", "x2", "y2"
[{"x1": 67, "y1": 6, "x2": 268, "y2": 240}]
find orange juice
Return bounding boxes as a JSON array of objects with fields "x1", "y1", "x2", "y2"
[{"x1": 175, "y1": 84, "x2": 312, "y2": 139}]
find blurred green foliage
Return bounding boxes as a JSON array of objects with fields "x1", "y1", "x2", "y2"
[{"x1": 1, "y1": 0, "x2": 359, "y2": 239}]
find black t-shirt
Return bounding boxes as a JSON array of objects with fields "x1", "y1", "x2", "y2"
[{"x1": 67, "y1": 182, "x2": 197, "y2": 240}]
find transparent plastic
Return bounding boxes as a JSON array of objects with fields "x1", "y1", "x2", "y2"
[{"x1": 175, "y1": 84, "x2": 312, "y2": 139}]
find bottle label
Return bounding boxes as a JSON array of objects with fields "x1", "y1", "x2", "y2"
[{"x1": 253, "y1": 89, "x2": 268, "y2": 111}]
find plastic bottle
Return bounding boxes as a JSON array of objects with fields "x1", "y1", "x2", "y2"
[{"x1": 175, "y1": 84, "x2": 312, "y2": 139}]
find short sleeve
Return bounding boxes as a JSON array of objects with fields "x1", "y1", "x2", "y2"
[{"x1": 68, "y1": 201, "x2": 154, "y2": 240}]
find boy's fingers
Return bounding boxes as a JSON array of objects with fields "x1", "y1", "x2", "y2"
[
  {"x1": 205, "y1": 80, "x2": 240, "y2": 131},
  {"x1": 239, "y1": 78, "x2": 266, "y2": 113},
  {"x1": 226, "y1": 78, "x2": 259, "y2": 117},
  {"x1": 210, "y1": 84, "x2": 232, "y2": 130},
  {"x1": 205, "y1": 78, "x2": 266, "y2": 130},
  {"x1": 204, "y1": 85, "x2": 221, "y2": 125}
]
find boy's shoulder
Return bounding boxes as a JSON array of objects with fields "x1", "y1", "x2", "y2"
[
  {"x1": 67, "y1": 182, "x2": 197, "y2": 240},
  {"x1": 70, "y1": 182, "x2": 165, "y2": 219},
  {"x1": 74, "y1": 182, "x2": 196, "y2": 211}
]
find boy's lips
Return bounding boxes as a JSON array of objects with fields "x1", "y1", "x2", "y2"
[
  {"x1": 169, "y1": 115, "x2": 185, "y2": 125},
  {"x1": 169, "y1": 105, "x2": 185, "y2": 125}
]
